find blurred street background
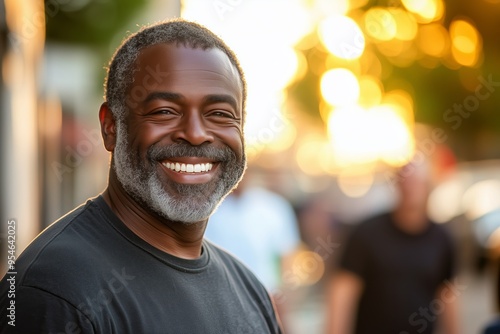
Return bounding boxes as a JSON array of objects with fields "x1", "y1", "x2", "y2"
[{"x1": 2, "y1": 0, "x2": 500, "y2": 332}]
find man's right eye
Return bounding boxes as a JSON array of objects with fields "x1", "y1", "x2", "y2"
[{"x1": 152, "y1": 109, "x2": 175, "y2": 115}]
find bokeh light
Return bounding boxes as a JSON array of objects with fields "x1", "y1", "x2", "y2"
[
  {"x1": 321, "y1": 68, "x2": 360, "y2": 107},
  {"x1": 401, "y1": 0, "x2": 445, "y2": 23},
  {"x1": 450, "y1": 19, "x2": 482, "y2": 67},
  {"x1": 369, "y1": 104, "x2": 415, "y2": 166},
  {"x1": 389, "y1": 8, "x2": 418, "y2": 41},
  {"x1": 327, "y1": 105, "x2": 378, "y2": 166},
  {"x1": 182, "y1": 0, "x2": 486, "y2": 192},
  {"x1": 358, "y1": 75, "x2": 383, "y2": 108},
  {"x1": 417, "y1": 23, "x2": 450, "y2": 57},
  {"x1": 318, "y1": 15, "x2": 365, "y2": 60},
  {"x1": 364, "y1": 7, "x2": 397, "y2": 41},
  {"x1": 327, "y1": 101, "x2": 414, "y2": 168}
]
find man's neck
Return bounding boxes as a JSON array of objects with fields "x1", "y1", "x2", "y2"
[
  {"x1": 391, "y1": 205, "x2": 430, "y2": 235},
  {"x1": 102, "y1": 171, "x2": 207, "y2": 259}
]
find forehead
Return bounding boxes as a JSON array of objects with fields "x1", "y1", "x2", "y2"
[{"x1": 131, "y1": 43, "x2": 242, "y2": 100}]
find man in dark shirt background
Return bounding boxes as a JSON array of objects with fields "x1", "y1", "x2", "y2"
[
  {"x1": 325, "y1": 153, "x2": 460, "y2": 334},
  {"x1": 0, "y1": 19, "x2": 282, "y2": 333}
]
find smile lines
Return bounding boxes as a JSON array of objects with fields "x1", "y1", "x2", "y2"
[{"x1": 162, "y1": 162, "x2": 214, "y2": 173}]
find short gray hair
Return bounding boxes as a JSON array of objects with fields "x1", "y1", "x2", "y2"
[{"x1": 104, "y1": 18, "x2": 246, "y2": 124}]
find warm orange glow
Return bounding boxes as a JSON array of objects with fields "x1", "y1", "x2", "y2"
[
  {"x1": 401, "y1": 0, "x2": 445, "y2": 23},
  {"x1": 417, "y1": 23, "x2": 449, "y2": 57},
  {"x1": 450, "y1": 19, "x2": 482, "y2": 67},
  {"x1": 364, "y1": 8, "x2": 397, "y2": 41},
  {"x1": 328, "y1": 105, "x2": 379, "y2": 166},
  {"x1": 286, "y1": 250, "x2": 325, "y2": 286},
  {"x1": 382, "y1": 90, "x2": 414, "y2": 124},
  {"x1": 327, "y1": 100, "x2": 414, "y2": 167},
  {"x1": 360, "y1": 50, "x2": 383, "y2": 78},
  {"x1": 318, "y1": 15, "x2": 365, "y2": 60},
  {"x1": 368, "y1": 105, "x2": 415, "y2": 166},
  {"x1": 293, "y1": 51, "x2": 309, "y2": 83},
  {"x1": 389, "y1": 8, "x2": 418, "y2": 41},
  {"x1": 376, "y1": 39, "x2": 413, "y2": 58},
  {"x1": 358, "y1": 76, "x2": 383, "y2": 108},
  {"x1": 350, "y1": 0, "x2": 371, "y2": 9},
  {"x1": 321, "y1": 68, "x2": 360, "y2": 107},
  {"x1": 183, "y1": 0, "x2": 484, "y2": 183},
  {"x1": 325, "y1": 54, "x2": 361, "y2": 75}
]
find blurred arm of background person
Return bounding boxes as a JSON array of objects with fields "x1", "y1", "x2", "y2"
[
  {"x1": 325, "y1": 270, "x2": 363, "y2": 334},
  {"x1": 437, "y1": 283, "x2": 461, "y2": 334}
]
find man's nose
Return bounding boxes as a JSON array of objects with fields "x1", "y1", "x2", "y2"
[{"x1": 171, "y1": 112, "x2": 214, "y2": 146}]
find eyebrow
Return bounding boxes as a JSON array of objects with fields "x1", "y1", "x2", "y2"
[
  {"x1": 143, "y1": 91, "x2": 240, "y2": 113},
  {"x1": 143, "y1": 92, "x2": 183, "y2": 104},
  {"x1": 203, "y1": 94, "x2": 239, "y2": 112}
]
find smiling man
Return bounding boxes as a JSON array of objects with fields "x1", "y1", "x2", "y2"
[{"x1": 0, "y1": 19, "x2": 282, "y2": 333}]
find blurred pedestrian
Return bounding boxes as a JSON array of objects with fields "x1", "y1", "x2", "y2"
[
  {"x1": 205, "y1": 170, "x2": 301, "y2": 294},
  {"x1": 325, "y1": 155, "x2": 460, "y2": 334}
]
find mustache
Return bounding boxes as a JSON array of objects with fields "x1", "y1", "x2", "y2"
[{"x1": 147, "y1": 142, "x2": 237, "y2": 162}]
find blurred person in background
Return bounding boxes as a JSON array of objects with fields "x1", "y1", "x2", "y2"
[
  {"x1": 205, "y1": 167, "x2": 301, "y2": 328},
  {"x1": 0, "y1": 19, "x2": 283, "y2": 333},
  {"x1": 206, "y1": 168, "x2": 301, "y2": 293},
  {"x1": 325, "y1": 153, "x2": 460, "y2": 334}
]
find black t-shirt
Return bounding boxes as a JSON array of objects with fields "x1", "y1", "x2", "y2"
[
  {"x1": 339, "y1": 212, "x2": 455, "y2": 334},
  {"x1": 0, "y1": 196, "x2": 282, "y2": 334}
]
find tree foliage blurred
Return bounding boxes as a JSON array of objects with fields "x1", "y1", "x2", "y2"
[{"x1": 44, "y1": 0, "x2": 147, "y2": 46}]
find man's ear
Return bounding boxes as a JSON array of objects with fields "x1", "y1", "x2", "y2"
[{"x1": 99, "y1": 102, "x2": 117, "y2": 152}]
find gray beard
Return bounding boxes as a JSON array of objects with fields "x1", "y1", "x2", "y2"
[{"x1": 112, "y1": 121, "x2": 246, "y2": 224}]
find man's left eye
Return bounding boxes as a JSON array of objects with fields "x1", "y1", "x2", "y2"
[
  {"x1": 155, "y1": 109, "x2": 174, "y2": 115},
  {"x1": 210, "y1": 111, "x2": 234, "y2": 118}
]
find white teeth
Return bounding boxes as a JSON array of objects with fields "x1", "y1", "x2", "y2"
[{"x1": 162, "y1": 162, "x2": 213, "y2": 173}]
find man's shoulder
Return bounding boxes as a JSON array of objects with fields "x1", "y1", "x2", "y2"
[{"x1": 12, "y1": 197, "x2": 114, "y2": 294}]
